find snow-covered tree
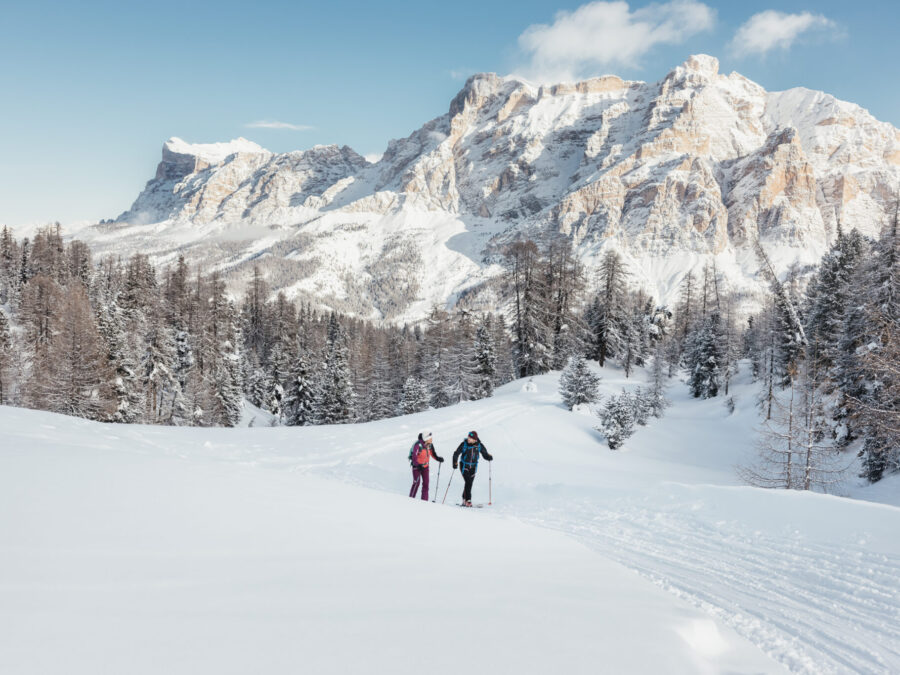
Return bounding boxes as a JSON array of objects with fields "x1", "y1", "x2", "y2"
[
  {"x1": 283, "y1": 346, "x2": 317, "y2": 427},
  {"x1": 504, "y1": 240, "x2": 552, "y2": 377},
  {"x1": 0, "y1": 308, "x2": 14, "y2": 404},
  {"x1": 596, "y1": 391, "x2": 635, "y2": 450},
  {"x1": 559, "y1": 355, "x2": 600, "y2": 410},
  {"x1": 398, "y1": 376, "x2": 430, "y2": 415},
  {"x1": 586, "y1": 251, "x2": 630, "y2": 367},
  {"x1": 646, "y1": 347, "x2": 669, "y2": 418},
  {"x1": 473, "y1": 315, "x2": 496, "y2": 400},
  {"x1": 317, "y1": 314, "x2": 355, "y2": 424},
  {"x1": 686, "y1": 310, "x2": 723, "y2": 399}
]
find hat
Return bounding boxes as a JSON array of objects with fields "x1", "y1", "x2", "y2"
[
  {"x1": 467, "y1": 430, "x2": 479, "y2": 441},
  {"x1": 424, "y1": 432, "x2": 433, "y2": 443}
]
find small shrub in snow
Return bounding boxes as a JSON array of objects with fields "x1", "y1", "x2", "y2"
[
  {"x1": 725, "y1": 396, "x2": 736, "y2": 415},
  {"x1": 631, "y1": 387, "x2": 652, "y2": 426},
  {"x1": 559, "y1": 356, "x2": 601, "y2": 410},
  {"x1": 596, "y1": 390, "x2": 635, "y2": 450}
]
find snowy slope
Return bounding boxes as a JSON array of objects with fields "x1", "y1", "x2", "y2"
[
  {"x1": 68, "y1": 55, "x2": 899, "y2": 320},
  {"x1": 2, "y1": 366, "x2": 899, "y2": 673}
]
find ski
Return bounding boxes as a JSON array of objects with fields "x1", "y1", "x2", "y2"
[{"x1": 455, "y1": 503, "x2": 487, "y2": 508}]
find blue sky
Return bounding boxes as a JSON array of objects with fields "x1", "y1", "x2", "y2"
[{"x1": 1, "y1": 0, "x2": 898, "y2": 225}]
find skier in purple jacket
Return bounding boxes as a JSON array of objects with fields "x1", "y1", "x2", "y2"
[{"x1": 409, "y1": 432, "x2": 444, "y2": 500}]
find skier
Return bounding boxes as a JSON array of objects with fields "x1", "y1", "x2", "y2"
[
  {"x1": 409, "y1": 432, "x2": 443, "y2": 501},
  {"x1": 452, "y1": 430, "x2": 492, "y2": 507}
]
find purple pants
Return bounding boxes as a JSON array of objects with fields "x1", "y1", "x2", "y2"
[{"x1": 409, "y1": 465, "x2": 430, "y2": 500}]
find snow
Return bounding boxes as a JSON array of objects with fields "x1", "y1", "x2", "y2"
[
  {"x1": 164, "y1": 136, "x2": 268, "y2": 164},
  {"x1": 2, "y1": 364, "x2": 899, "y2": 673}
]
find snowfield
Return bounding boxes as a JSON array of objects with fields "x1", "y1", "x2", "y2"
[{"x1": 2, "y1": 366, "x2": 899, "y2": 674}]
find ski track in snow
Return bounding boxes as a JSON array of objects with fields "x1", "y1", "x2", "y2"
[{"x1": 508, "y1": 500, "x2": 900, "y2": 675}]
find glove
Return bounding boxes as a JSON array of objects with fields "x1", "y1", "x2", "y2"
[
  {"x1": 453, "y1": 463, "x2": 458, "y2": 470},
  {"x1": 437, "y1": 457, "x2": 444, "y2": 463}
]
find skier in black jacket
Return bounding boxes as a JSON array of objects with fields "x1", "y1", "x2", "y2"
[{"x1": 452, "y1": 430, "x2": 492, "y2": 506}]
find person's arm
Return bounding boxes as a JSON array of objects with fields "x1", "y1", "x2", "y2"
[
  {"x1": 452, "y1": 442, "x2": 464, "y2": 468},
  {"x1": 430, "y1": 444, "x2": 443, "y2": 462},
  {"x1": 480, "y1": 443, "x2": 493, "y2": 462}
]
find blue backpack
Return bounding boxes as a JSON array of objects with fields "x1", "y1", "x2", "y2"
[{"x1": 459, "y1": 442, "x2": 481, "y2": 471}]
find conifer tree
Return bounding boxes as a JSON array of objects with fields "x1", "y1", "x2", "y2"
[
  {"x1": 398, "y1": 376, "x2": 430, "y2": 415},
  {"x1": 587, "y1": 250, "x2": 629, "y2": 366},
  {"x1": 284, "y1": 346, "x2": 317, "y2": 426},
  {"x1": 504, "y1": 240, "x2": 552, "y2": 377},
  {"x1": 597, "y1": 391, "x2": 635, "y2": 449},
  {"x1": 317, "y1": 314, "x2": 355, "y2": 424},
  {"x1": 26, "y1": 284, "x2": 114, "y2": 419},
  {"x1": 559, "y1": 355, "x2": 601, "y2": 410},
  {"x1": 0, "y1": 309, "x2": 13, "y2": 404},
  {"x1": 686, "y1": 310, "x2": 723, "y2": 399},
  {"x1": 473, "y1": 315, "x2": 496, "y2": 400},
  {"x1": 647, "y1": 346, "x2": 669, "y2": 418}
]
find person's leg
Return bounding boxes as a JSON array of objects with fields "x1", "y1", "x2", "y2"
[
  {"x1": 462, "y1": 471, "x2": 475, "y2": 503},
  {"x1": 409, "y1": 466, "x2": 421, "y2": 498},
  {"x1": 421, "y1": 465, "x2": 430, "y2": 501}
]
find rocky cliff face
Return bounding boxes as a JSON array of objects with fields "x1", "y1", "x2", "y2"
[{"x1": 92, "y1": 55, "x2": 898, "y2": 320}]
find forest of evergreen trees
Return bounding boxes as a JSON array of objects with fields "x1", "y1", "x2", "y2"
[{"x1": 0, "y1": 217, "x2": 896, "y2": 483}]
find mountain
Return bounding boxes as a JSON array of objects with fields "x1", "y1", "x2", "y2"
[{"x1": 83, "y1": 55, "x2": 899, "y2": 320}]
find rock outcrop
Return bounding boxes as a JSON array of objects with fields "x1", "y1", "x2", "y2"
[{"x1": 89, "y1": 55, "x2": 898, "y2": 321}]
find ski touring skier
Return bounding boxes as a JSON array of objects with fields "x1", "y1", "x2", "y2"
[
  {"x1": 452, "y1": 430, "x2": 492, "y2": 507},
  {"x1": 409, "y1": 432, "x2": 443, "y2": 501}
]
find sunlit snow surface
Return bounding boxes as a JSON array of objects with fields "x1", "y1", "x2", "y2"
[{"x1": 2, "y1": 365, "x2": 899, "y2": 674}]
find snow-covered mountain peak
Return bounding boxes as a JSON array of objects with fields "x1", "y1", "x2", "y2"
[
  {"x1": 89, "y1": 57, "x2": 899, "y2": 321},
  {"x1": 163, "y1": 136, "x2": 267, "y2": 163}
]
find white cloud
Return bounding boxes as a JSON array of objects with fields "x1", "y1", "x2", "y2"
[
  {"x1": 730, "y1": 10, "x2": 836, "y2": 58},
  {"x1": 245, "y1": 120, "x2": 314, "y2": 131},
  {"x1": 517, "y1": 0, "x2": 716, "y2": 82}
]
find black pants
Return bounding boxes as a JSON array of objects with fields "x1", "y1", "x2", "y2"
[{"x1": 461, "y1": 470, "x2": 477, "y2": 502}]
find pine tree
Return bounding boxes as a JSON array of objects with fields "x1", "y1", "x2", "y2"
[
  {"x1": 398, "y1": 376, "x2": 430, "y2": 415},
  {"x1": 805, "y1": 227, "x2": 867, "y2": 375},
  {"x1": 646, "y1": 346, "x2": 669, "y2": 418},
  {"x1": 317, "y1": 314, "x2": 355, "y2": 424},
  {"x1": 587, "y1": 250, "x2": 629, "y2": 367},
  {"x1": 629, "y1": 388, "x2": 652, "y2": 426},
  {"x1": 422, "y1": 307, "x2": 454, "y2": 409},
  {"x1": 473, "y1": 315, "x2": 496, "y2": 400},
  {"x1": 445, "y1": 312, "x2": 478, "y2": 404},
  {"x1": 283, "y1": 346, "x2": 317, "y2": 426},
  {"x1": 543, "y1": 237, "x2": 587, "y2": 369},
  {"x1": 0, "y1": 309, "x2": 13, "y2": 404},
  {"x1": 504, "y1": 240, "x2": 552, "y2": 377},
  {"x1": 854, "y1": 209, "x2": 900, "y2": 481},
  {"x1": 559, "y1": 355, "x2": 601, "y2": 410},
  {"x1": 141, "y1": 312, "x2": 180, "y2": 423},
  {"x1": 686, "y1": 310, "x2": 723, "y2": 399},
  {"x1": 596, "y1": 391, "x2": 635, "y2": 450}
]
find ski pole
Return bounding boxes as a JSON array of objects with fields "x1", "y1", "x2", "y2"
[
  {"x1": 432, "y1": 462, "x2": 442, "y2": 503},
  {"x1": 488, "y1": 461, "x2": 492, "y2": 506},
  {"x1": 441, "y1": 469, "x2": 454, "y2": 505}
]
